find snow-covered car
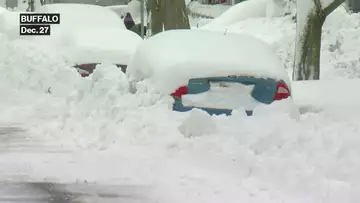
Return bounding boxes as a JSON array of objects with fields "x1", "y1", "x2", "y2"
[
  {"x1": 37, "y1": 3, "x2": 143, "y2": 76},
  {"x1": 69, "y1": 27, "x2": 143, "y2": 76},
  {"x1": 127, "y1": 29, "x2": 292, "y2": 116},
  {"x1": 38, "y1": 3, "x2": 125, "y2": 29}
]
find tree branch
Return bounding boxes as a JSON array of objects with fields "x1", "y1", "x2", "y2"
[
  {"x1": 313, "y1": 0, "x2": 322, "y2": 9},
  {"x1": 323, "y1": 0, "x2": 345, "y2": 17}
]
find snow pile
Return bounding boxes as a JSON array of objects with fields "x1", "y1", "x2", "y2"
[
  {"x1": 106, "y1": 5, "x2": 128, "y2": 17},
  {"x1": 0, "y1": 33, "x2": 79, "y2": 96},
  {"x1": 127, "y1": 29, "x2": 289, "y2": 94},
  {"x1": 189, "y1": 16, "x2": 212, "y2": 28},
  {"x1": 37, "y1": 3, "x2": 125, "y2": 29},
  {"x1": 321, "y1": 8, "x2": 360, "y2": 78},
  {"x1": 292, "y1": 78, "x2": 360, "y2": 112},
  {"x1": 58, "y1": 63, "x2": 176, "y2": 149},
  {"x1": 202, "y1": 0, "x2": 268, "y2": 29},
  {"x1": 203, "y1": 5, "x2": 360, "y2": 79},
  {"x1": 0, "y1": 6, "x2": 7, "y2": 14},
  {"x1": 126, "y1": 0, "x2": 148, "y2": 25},
  {"x1": 1, "y1": 3, "x2": 360, "y2": 202},
  {"x1": 69, "y1": 27, "x2": 143, "y2": 65},
  {"x1": 188, "y1": 1, "x2": 231, "y2": 18},
  {"x1": 178, "y1": 109, "x2": 217, "y2": 138},
  {"x1": 0, "y1": 11, "x2": 27, "y2": 40}
]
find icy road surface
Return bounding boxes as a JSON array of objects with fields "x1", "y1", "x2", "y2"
[
  {"x1": 0, "y1": 182, "x2": 155, "y2": 203},
  {"x1": 0, "y1": 126, "x2": 155, "y2": 203}
]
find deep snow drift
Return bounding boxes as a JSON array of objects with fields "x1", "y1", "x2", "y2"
[{"x1": 1, "y1": 3, "x2": 360, "y2": 203}]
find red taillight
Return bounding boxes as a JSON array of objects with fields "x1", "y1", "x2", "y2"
[
  {"x1": 274, "y1": 82, "x2": 290, "y2": 101},
  {"x1": 76, "y1": 68, "x2": 90, "y2": 77},
  {"x1": 171, "y1": 86, "x2": 188, "y2": 99}
]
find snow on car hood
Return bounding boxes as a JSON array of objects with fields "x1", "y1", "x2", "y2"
[{"x1": 69, "y1": 27, "x2": 143, "y2": 65}]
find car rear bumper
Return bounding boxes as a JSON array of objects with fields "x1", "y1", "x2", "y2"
[{"x1": 173, "y1": 103, "x2": 253, "y2": 116}]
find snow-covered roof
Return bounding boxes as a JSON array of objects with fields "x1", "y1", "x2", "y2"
[
  {"x1": 37, "y1": 3, "x2": 125, "y2": 29},
  {"x1": 69, "y1": 27, "x2": 143, "y2": 65},
  {"x1": 127, "y1": 29, "x2": 289, "y2": 94}
]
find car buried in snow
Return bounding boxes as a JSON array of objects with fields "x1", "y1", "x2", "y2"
[
  {"x1": 36, "y1": 3, "x2": 143, "y2": 76},
  {"x1": 127, "y1": 29, "x2": 292, "y2": 116}
]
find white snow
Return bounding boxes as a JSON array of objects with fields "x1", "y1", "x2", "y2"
[
  {"x1": 1, "y1": 2, "x2": 360, "y2": 203},
  {"x1": 69, "y1": 27, "x2": 143, "y2": 65},
  {"x1": 292, "y1": 78, "x2": 360, "y2": 112},
  {"x1": 202, "y1": 0, "x2": 268, "y2": 29},
  {"x1": 127, "y1": 29, "x2": 290, "y2": 94},
  {"x1": 106, "y1": 0, "x2": 148, "y2": 25},
  {"x1": 200, "y1": 4, "x2": 360, "y2": 80},
  {"x1": 266, "y1": 0, "x2": 287, "y2": 17},
  {"x1": 0, "y1": 11, "x2": 28, "y2": 39},
  {"x1": 37, "y1": 3, "x2": 125, "y2": 29},
  {"x1": 0, "y1": 6, "x2": 6, "y2": 14},
  {"x1": 182, "y1": 82, "x2": 260, "y2": 110},
  {"x1": 127, "y1": 0, "x2": 148, "y2": 25},
  {"x1": 106, "y1": 4, "x2": 128, "y2": 17},
  {"x1": 188, "y1": 1, "x2": 231, "y2": 18}
]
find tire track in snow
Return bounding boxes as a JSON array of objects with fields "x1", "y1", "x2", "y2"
[
  {"x1": 0, "y1": 126, "x2": 72, "y2": 153},
  {"x1": 0, "y1": 182, "x2": 156, "y2": 203}
]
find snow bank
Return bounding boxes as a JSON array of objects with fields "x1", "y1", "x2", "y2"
[
  {"x1": 2, "y1": 24, "x2": 360, "y2": 202},
  {"x1": 202, "y1": 0, "x2": 268, "y2": 30},
  {"x1": 106, "y1": 5, "x2": 128, "y2": 17},
  {"x1": 188, "y1": 1, "x2": 231, "y2": 18},
  {"x1": 126, "y1": 0, "x2": 148, "y2": 25},
  {"x1": 204, "y1": 5, "x2": 360, "y2": 79},
  {"x1": 0, "y1": 6, "x2": 7, "y2": 14},
  {"x1": 127, "y1": 29, "x2": 289, "y2": 94},
  {"x1": 69, "y1": 27, "x2": 143, "y2": 65},
  {"x1": 0, "y1": 11, "x2": 27, "y2": 40},
  {"x1": 0, "y1": 33, "x2": 79, "y2": 96},
  {"x1": 37, "y1": 3, "x2": 125, "y2": 29},
  {"x1": 292, "y1": 78, "x2": 360, "y2": 112},
  {"x1": 2, "y1": 4, "x2": 360, "y2": 202}
]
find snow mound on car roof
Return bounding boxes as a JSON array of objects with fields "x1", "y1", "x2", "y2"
[
  {"x1": 69, "y1": 27, "x2": 143, "y2": 65},
  {"x1": 127, "y1": 29, "x2": 289, "y2": 94},
  {"x1": 37, "y1": 3, "x2": 125, "y2": 29}
]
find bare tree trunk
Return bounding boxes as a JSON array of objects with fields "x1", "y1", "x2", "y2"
[
  {"x1": 293, "y1": 0, "x2": 345, "y2": 81},
  {"x1": 150, "y1": 0, "x2": 164, "y2": 35},
  {"x1": 293, "y1": 11, "x2": 324, "y2": 80},
  {"x1": 149, "y1": 0, "x2": 190, "y2": 36},
  {"x1": 163, "y1": 0, "x2": 190, "y2": 30}
]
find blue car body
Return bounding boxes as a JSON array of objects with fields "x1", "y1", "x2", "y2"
[{"x1": 172, "y1": 76, "x2": 284, "y2": 116}]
